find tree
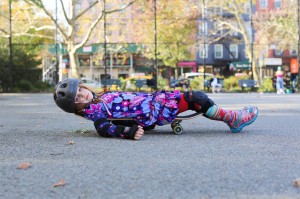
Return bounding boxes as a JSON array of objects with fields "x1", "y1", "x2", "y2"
[
  {"x1": 204, "y1": 0, "x2": 259, "y2": 82},
  {"x1": 133, "y1": 0, "x2": 198, "y2": 79},
  {"x1": 24, "y1": 0, "x2": 135, "y2": 79},
  {"x1": 0, "y1": 0, "x2": 53, "y2": 91},
  {"x1": 253, "y1": 0, "x2": 297, "y2": 57}
]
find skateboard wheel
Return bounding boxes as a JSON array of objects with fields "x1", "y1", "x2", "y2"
[{"x1": 173, "y1": 125, "x2": 183, "y2": 135}]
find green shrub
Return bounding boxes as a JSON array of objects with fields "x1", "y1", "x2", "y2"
[
  {"x1": 190, "y1": 77, "x2": 204, "y2": 90},
  {"x1": 258, "y1": 78, "x2": 275, "y2": 93},
  {"x1": 33, "y1": 81, "x2": 53, "y2": 92},
  {"x1": 223, "y1": 76, "x2": 239, "y2": 91},
  {"x1": 157, "y1": 76, "x2": 168, "y2": 89},
  {"x1": 16, "y1": 80, "x2": 33, "y2": 92}
]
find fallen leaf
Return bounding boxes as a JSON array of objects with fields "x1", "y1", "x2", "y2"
[
  {"x1": 67, "y1": 140, "x2": 74, "y2": 145},
  {"x1": 50, "y1": 153, "x2": 64, "y2": 156},
  {"x1": 79, "y1": 122, "x2": 85, "y2": 124},
  {"x1": 17, "y1": 162, "x2": 31, "y2": 170},
  {"x1": 53, "y1": 179, "x2": 65, "y2": 187},
  {"x1": 294, "y1": 178, "x2": 300, "y2": 187}
]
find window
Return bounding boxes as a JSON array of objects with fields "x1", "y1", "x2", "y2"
[
  {"x1": 244, "y1": 2, "x2": 251, "y2": 15},
  {"x1": 244, "y1": 49, "x2": 249, "y2": 59},
  {"x1": 105, "y1": 23, "x2": 112, "y2": 36},
  {"x1": 119, "y1": 23, "x2": 126, "y2": 36},
  {"x1": 214, "y1": 22, "x2": 223, "y2": 36},
  {"x1": 275, "y1": 0, "x2": 281, "y2": 9},
  {"x1": 199, "y1": 22, "x2": 208, "y2": 35},
  {"x1": 214, "y1": 44, "x2": 223, "y2": 59},
  {"x1": 199, "y1": 44, "x2": 208, "y2": 58},
  {"x1": 260, "y1": 0, "x2": 267, "y2": 8},
  {"x1": 75, "y1": 3, "x2": 81, "y2": 14},
  {"x1": 229, "y1": 22, "x2": 238, "y2": 36},
  {"x1": 229, "y1": 45, "x2": 238, "y2": 59}
]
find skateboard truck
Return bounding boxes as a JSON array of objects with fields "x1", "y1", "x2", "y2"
[{"x1": 171, "y1": 112, "x2": 203, "y2": 135}]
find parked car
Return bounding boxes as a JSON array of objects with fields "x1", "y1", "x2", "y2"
[
  {"x1": 185, "y1": 72, "x2": 213, "y2": 80},
  {"x1": 170, "y1": 78, "x2": 190, "y2": 89},
  {"x1": 80, "y1": 78, "x2": 102, "y2": 89}
]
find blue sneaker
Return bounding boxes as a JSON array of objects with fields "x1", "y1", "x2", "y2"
[{"x1": 227, "y1": 106, "x2": 258, "y2": 133}]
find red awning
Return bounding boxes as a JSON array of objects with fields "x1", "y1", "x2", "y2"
[{"x1": 178, "y1": 61, "x2": 197, "y2": 67}]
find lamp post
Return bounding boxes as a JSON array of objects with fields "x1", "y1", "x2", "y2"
[
  {"x1": 202, "y1": 0, "x2": 206, "y2": 88},
  {"x1": 298, "y1": 0, "x2": 300, "y2": 90},
  {"x1": 104, "y1": 0, "x2": 108, "y2": 79},
  {"x1": 8, "y1": 0, "x2": 13, "y2": 90},
  {"x1": 250, "y1": 0, "x2": 254, "y2": 80},
  {"x1": 54, "y1": 0, "x2": 59, "y2": 83},
  {"x1": 154, "y1": 0, "x2": 158, "y2": 90}
]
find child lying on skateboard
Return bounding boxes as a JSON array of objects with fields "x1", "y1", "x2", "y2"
[{"x1": 54, "y1": 78, "x2": 258, "y2": 140}]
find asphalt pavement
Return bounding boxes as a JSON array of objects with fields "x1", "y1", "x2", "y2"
[{"x1": 1, "y1": 92, "x2": 300, "y2": 199}]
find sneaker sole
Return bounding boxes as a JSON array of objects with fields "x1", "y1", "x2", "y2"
[{"x1": 230, "y1": 109, "x2": 259, "y2": 133}]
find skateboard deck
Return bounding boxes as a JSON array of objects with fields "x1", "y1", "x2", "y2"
[
  {"x1": 107, "y1": 112, "x2": 203, "y2": 135},
  {"x1": 107, "y1": 112, "x2": 202, "y2": 121}
]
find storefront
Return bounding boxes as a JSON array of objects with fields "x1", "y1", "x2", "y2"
[{"x1": 178, "y1": 61, "x2": 197, "y2": 76}]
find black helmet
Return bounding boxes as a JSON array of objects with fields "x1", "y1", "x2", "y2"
[{"x1": 53, "y1": 78, "x2": 79, "y2": 113}]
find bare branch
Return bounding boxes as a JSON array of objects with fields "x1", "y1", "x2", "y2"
[
  {"x1": 0, "y1": 29, "x2": 10, "y2": 36},
  {"x1": 59, "y1": 0, "x2": 70, "y2": 23},
  {"x1": 74, "y1": 12, "x2": 104, "y2": 50},
  {"x1": 75, "y1": 0, "x2": 100, "y2": 20},
  {"x1": 105, "y1": 1, "x2": 136, "y2": 14},
  {"x1": 29, "y1": 25, "x2": 56, "y2": 31},
  {"x1": 74, "y1": 0, "x2": 135, "y2": 50},
  {"x1": 13, "y1": 32, "x2": 54, "y2": 39},
  {"x1": 25, "y1": 0, "x2": 67, "y2": 41}
]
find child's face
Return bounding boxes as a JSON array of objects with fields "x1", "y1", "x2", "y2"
[{"x1": 75, "y1": 86, "x2": 93, "y2": 104}]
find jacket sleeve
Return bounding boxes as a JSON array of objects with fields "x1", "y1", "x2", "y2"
[
  {"x1": 84, "y1": 104, "x2": 137, "y2": 139},
  {"x1": 93, "y1": 117, "x2": 138, "y2": 139}
]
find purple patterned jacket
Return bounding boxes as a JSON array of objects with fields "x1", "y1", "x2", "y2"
[{"x1": 83, "y1": 90, "x2": 180, "y2": 139}]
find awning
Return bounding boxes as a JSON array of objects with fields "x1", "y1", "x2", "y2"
[
  {"x1": 48, "y1": 43, "x2": 143, "y2": 55},
  {"x1": 230, "y1": 60, "x2": 251, "y2": 70},
  {"x1": 263, "y1": 58, "x2": 282, "y2": 66},
  {"x1": 178, "y1": 61, "x2": 197, "y2": 67},
  {"x1": 178, "y1": 61, "x2": 197, "y2": 72}
]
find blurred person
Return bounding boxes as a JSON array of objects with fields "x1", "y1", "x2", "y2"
[
  {"x1": 291, "y1": 73, "x2": 297, "y2": 93},
  {"x1": 210, "y1": 73, "x2": 222, "y2": 93},
  {"x1": 275, "y1": 66, "x2": 285, "y2": 94}
]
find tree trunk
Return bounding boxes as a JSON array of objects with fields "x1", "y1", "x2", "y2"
[
  {"x1": 175, "y1": 66, "x2": 179, "y2": 79},
  {"x1": 68, "y1": 50, "x2": 79, "y2": 78}
]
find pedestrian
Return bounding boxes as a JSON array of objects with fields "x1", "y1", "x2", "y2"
[
  {"x1": 290, "y1": 73, "x2": 297, "y2": 93},
  {"x1": 178, "y1": 75, "x2": 190, "y2": 91},
  {"x1": 275, "y1": 66, "x2": 285, "y2": 94},
  {"x1": 54, "y1": 78, "x2": 258, "y2": 140},
  {"x1": 210, "y1": 73, "x2": 222, "y2": 93}
]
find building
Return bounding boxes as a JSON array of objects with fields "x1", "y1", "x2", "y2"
[
  {"x1": 196, "y1": 2, "x2": 254, "y2": 77},
  {"x1": 255, "y1": 0, "x2": 298, "y2": 79}
]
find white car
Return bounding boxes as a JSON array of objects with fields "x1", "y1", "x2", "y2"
[
  {"x1": 80, "y1": 78, "x2": 102, "y2": 89},
  {"x1": 185, "y1": 72, "x2": 213, "y2": 80}
]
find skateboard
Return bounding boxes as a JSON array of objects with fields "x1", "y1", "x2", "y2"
[{"x1": 108, "y1": 112, "x2": 203, "y2": 135}]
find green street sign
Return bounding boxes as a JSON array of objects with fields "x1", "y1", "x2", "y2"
[{"x1": 230, "y1": 60, "x2": 251, "y2": 70}]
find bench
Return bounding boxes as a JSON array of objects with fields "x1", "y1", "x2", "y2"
[
  {"x1": 135, "y1": 79, "x2": 157, "y2": 91},
  {"x1": 101, "y1": 79, "x2": 121, "y2": 90},
  {"x1": 135, "y1": 79, "x2": 147, "y2": 91},
  {"x1": 238, "y1": 79, "x2": 257, "y2": 91}
]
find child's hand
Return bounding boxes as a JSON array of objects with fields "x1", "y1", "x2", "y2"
[{"x1": 134, "y1": 125, "x2": 144, "y2": 140}]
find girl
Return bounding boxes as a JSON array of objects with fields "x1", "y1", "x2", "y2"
[
  {"x1": 275, "y1": 66, "x2": 285, "y2": 94},
  {"x1": 54, "y1": 78, "x2": 258, "y2": 140}
]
